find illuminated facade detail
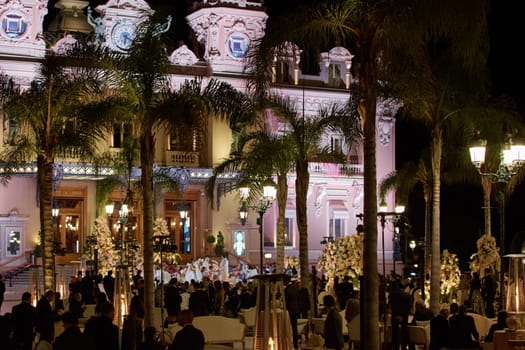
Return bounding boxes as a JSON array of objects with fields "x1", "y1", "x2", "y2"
[
  {"x1": 0, "y1": 0, "x2": 47, "y2": 57},
  {"x1": 168, "y1": 45, "x2": 199, "y2": 66}
]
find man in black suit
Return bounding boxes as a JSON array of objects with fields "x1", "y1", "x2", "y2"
[
  {"x1": 189, "y1": 282, "x2": 210, "y2": 317},
  {"x1": 430, "y1": 308, "x2": 449, "y2": 350},
  {"x1": 83, "y1": 301, "x2": 119, "y2": 350},
  {"x1": 389, "y1": 279, "x2": 411, "y2": 350},
  {"x1": 103, "y1": 270, "x2": 115, "y2": 302},
  {"x1": 447, "y1": 305, "x2": 482, "y2": 350},
  {"x1": 11, "y1": 292, "x2": 37, "y2": 350},
  {"x1": 54, "y1": 311, "x2": 94, "y2": 350},
  {"x1": 169, "y1": 309, "x2": 205, "y2": 350},
  {"x1": 285, "y1": 277, "x2": 301, "y2": 349},
  {"x1": 36, "y1": 290, "x2": 55, "y2": 342}
]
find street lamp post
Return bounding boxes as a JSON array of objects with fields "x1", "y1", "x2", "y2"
[
  {"x1": 377, "y1": 201, "x2": 405, "y2": 347},
  {"x1": 113, "y1": 201, "x2": 131, "y2": 329},
  {"x1": 238, "y1": 185, "x2": 277, "y2": 274},
  {"x1": 378, "y1": 201, "x2": 405, "y2": 282},
  {"x1": 469, "y1": 138, "x2": 525, "y2": 310}
]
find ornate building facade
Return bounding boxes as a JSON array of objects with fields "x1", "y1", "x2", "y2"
[{"x1": 0, "y1": 0, "x2": 398, "y2": 273}]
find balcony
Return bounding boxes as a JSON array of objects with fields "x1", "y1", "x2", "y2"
[
  {"x1": 308, "y1": 162, "x2": 363, "y2": 177},
  {"x1": 165, "y1": 150, "x2": 199, "y2": 167}
]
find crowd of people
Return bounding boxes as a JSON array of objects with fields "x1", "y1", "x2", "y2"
[
  {"x1": 0, "y1": 262, "x2": 505, "y2": 350},
  {"x1": 0, "y1": 266, "x2": 263, "y2": 350}
]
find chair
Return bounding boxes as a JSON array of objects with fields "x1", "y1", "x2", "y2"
[
  {"x1": 508, "y1": 339, "x2": 525, "y2": 350},
  {"x1": 407, "y1": 325, "x2": 430, "y2": 350},
  {"x1": 239, "y1": 307, "x2": 256, "y2": 336}
]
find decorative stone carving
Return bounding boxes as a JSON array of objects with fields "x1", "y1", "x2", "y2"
[
  {"x1": 169, "y1": 45, "x2": 199, "y2": 66},
  {"x1": 377, "y1": 98, "x2": 401, "y2": 146},
  {"x1": 187, "y1": 5, "x2": 267, "y2": 73},
  {"x1": 51, "y1": 34, "x2": 78, "y2": 55},
  {"x1": 0, "y1": 0, "x2": 47, "y2": 57}
]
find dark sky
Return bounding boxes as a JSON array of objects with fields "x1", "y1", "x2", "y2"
[{"x1": 397, "y1": 0, "x2": 525, "y2": 270}]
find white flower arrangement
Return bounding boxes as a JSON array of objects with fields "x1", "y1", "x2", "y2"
[
  {"x1": 469, "y1": 233, "x2": 501, "y2": 276},
  {"x1": 153, "y1": 217, "x2": 181, "y2": 265},
  {"x1": 287, "y1": 255, "x2": 299, "y2": 268},
  {"x1": 88, "y1": 216, "x2": 118, "y2": 276},
  {"x1": 440, "y1": 249, "x2": 461, "y2": 304},
  {"x1": 317, "y1": 232, "x2": 363, "y2": 288}
]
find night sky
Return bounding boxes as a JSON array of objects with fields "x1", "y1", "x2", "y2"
[{"x1": 397, "y1": 0, "x2": 525, "y2": 270}]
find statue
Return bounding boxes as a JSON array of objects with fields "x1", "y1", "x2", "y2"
[
  {"x1": 153, "y1": 15, "x2": 172, "y2": 37},
  {"x1": 87, "y1": 7, "x2": 105, "y2": 44}
]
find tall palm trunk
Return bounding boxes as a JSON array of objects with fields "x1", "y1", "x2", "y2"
[
  {"x1": 38, "y1": 154, "x2": 55, "y2": 292},
  {"x1": 430, "y1": 124, "x2": 443, "y2": 315},
  {"x1": 296, "y1": 158, "x2": 311, "y2": 311},
  {"x1": 357, "y1": 27, "x2": 381, "y2": 348},
  {"x1": 423, "y1": 184, "x2": 432, "y2": 281},
  {"x1": 275, "y1": 174, "x2": 288, "y2": 273},
  {"x1": 140, "y1": 131, "x2": 155, "y2": 328},
  {"x1": 361, "y1": 99, "x2": 380, "y2": 349}
]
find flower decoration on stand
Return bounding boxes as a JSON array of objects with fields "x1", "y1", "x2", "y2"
[
  {"x1": 469, "y1": 233, "x2": 501, "y2": 309},
  {"x1": 88, "y1": 216, "x2": 118, "y2": 276},
  {"x1": 153, "y1": 218, "x2": 181, "y2": 266},
  {"x1": 317, "y1": 232, "x2": 363, "y2": 289},
  {"x1": 440, "y1": 249, "x2": 460, "y2": 304},
  {"x1": 469, "y1": 233, "x2": 501, "y2": 276}
]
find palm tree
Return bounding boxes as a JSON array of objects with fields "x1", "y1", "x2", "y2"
[
  {"x1": 3, "y1": 53, "x2": 111, "y2": 291},
  {"x1": 267, "y1": 97, "x2": 361, "y2": 288},
  {"x1": 206, "y1": 116, "x2": 296, "y2": 274},
  {"x1": 95, "y1": 19, "x2": 256, "y2": 328},
  {"x1": 251, "y1": 0, "x2": 490, "y2": 345}
]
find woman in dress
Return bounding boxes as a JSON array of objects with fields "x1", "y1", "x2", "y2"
[
  {"x1": 469, "y1": 271, "x2": 484, "y2": 315},
  {"x1": 184, "y1": 260, "x2": 196, "y2": 283}
]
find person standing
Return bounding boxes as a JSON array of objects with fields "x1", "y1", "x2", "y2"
[
  {"x1": 447, "y1": 305, "x2": 482, "y2": 350},
  {"x1": 164, "y1": 278, "x2": 182, "y2": 320},
  {"x1": 103, "y1": 270, "x2": 115, "y2": 302},
  {"x1": 11, "y1": 291, "x2": 37, "y2": 350},
  {"x1": 481, "y1": 267, "x2": 496, "y2": 318},
  {"x1": 168, "y1": 309, "x2": 204, "y2": 350},
  {"x1": 285, "y1": 277, "x2": 301, "y2": 349},
  {"x1": 345, "y1": 291, "x2": 360, "y2": 350},
  {"x1": 429, "y1": 308, "x2": 449, "y2": 350},
  {"x1": 469, "y1": 272, "x2": 483, "y2": 315},
  {"x1": 54, "y1": 311, "x2": 93, "y2": 350},
  {"x1": 83, "y1": 301, "x2": 119, "y2": 350},
  {"x1": 389, "y1": 279, "x2": 411, "y2": 350},
  {"x1": 121, "y1": 295, "x2": 145, "y2": 350},
  {"x1": 323, "y1": 294, "x2": 344, "y2": 350},
  {"x1": 36, "y1": 290, "x2": 55, "y2": 343}
]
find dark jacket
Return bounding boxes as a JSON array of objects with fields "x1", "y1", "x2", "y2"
[
  {"x1": 429, "y1": 314, "x2": 448, "y2": 350},
  {"x1": 11, "y1": 301, "x2": 37, "y2": 348},
  {"x1": 168, "y1": 324, "x2": 205, "y2": 350},
  {"x1": 83, "y1": 315, "x2": 119, "y2": 350},
  {"x1": 36, "y1": 296, "x2": 55, "y2": 337},
  {"x1": 447, "y1": 313, "x2": 480, "y2": 349},
  {"x1": 323, "y1": 308, "x2": 344, "y2": 350},
  {"x1": 54, "y1": 326, "x2": 94, "y2": 350}
]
